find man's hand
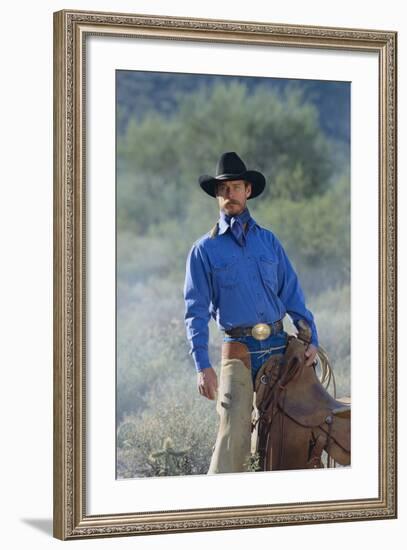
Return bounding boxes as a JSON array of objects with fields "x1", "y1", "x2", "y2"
[
  {"x1": 197, "y1": 367, "x2": 218, "y2": 400},
  {"x1": 304, "y1": 344, "x2": 318, "y2": 367}
]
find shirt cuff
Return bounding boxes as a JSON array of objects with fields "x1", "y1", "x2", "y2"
[{"x1": 192, "y1": 349, "x2": 211, "y2": 372}]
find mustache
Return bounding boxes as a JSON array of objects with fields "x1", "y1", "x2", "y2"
[{"x1": 224, "y1": 199, "x2": 241, "y2": 205}]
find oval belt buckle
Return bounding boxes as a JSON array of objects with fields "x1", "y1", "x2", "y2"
[{"x1": 251, "y1": 323, "x2": 271, "y2": 341}]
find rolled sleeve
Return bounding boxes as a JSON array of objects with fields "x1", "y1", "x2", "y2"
[{"x1": 184, "y1": 244, "x2": 213, "y2": 371}]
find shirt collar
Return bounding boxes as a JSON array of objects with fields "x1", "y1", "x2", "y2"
[{"x1": 218, "y1": 208, "x2": 258, "y2": 235}]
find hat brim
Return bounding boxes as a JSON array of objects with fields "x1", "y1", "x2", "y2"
[{"x1": 199, "y1": 170, "x2": 266, "y2": 199}]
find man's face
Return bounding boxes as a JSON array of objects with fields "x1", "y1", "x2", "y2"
[{"x1": 216, "y1": 179, "x2": 252, "y2": 216}]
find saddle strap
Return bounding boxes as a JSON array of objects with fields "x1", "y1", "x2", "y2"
[
  {"x1": 279, "y1": 408, "x2": 351, "y2": 454},
  {"x1": 307, "y1": 433, "x2": 327, "y2": 468}
]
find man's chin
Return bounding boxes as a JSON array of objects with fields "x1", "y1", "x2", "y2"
[{"x1": 223, "y1": 204, "x2": 242, "y2": 215}]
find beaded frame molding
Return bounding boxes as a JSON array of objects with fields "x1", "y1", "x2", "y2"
[{"x1": 53, "y1": 9, "x2": 397, "y2": 540}]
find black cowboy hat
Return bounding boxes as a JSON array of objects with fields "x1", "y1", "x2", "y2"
[{"x1": 199, "y1": 152, "x2": 266, "y2": 199}]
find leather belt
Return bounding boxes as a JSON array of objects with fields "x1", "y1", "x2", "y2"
[{"x1": 225, "y1": 320, "x2": 284, "y2": 341}]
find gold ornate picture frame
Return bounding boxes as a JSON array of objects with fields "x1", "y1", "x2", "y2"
[{"x1": 53, "y1": 9, "x2": 397, "y2": 540}]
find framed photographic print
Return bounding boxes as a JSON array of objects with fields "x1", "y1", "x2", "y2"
[{"x1": 53, "y1": 9, "x2": 397, "y2": 540}]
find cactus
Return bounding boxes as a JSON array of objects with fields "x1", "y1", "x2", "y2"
[{"x1": 148, "y1": 437, "x2": 191, "y2": 476}]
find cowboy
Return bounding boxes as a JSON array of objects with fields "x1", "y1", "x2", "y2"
[{"x1": 183, "y1": 152, "x2": 319, "y2": 474}]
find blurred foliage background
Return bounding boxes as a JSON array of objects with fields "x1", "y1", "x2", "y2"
[{"x1": 115, "y1": 72, "x2": 350, "y2": 479}]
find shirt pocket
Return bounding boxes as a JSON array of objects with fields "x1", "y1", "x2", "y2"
[
  {"x1": 213, "y1": 259, "x2": 239, "y2": 289},
  {"x1": 259, "y1": 255, "x2": 278, "y2": 292}
]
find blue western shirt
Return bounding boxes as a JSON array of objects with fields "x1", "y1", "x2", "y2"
[{"x1": 183, "y1": 210, "x2": 318, "y2": 372}]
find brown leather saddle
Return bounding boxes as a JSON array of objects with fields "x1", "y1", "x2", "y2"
[{"x1": 253, "y1": 334, "x2": 351, "y2": 470}]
